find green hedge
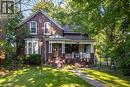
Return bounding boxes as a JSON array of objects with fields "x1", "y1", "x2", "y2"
[
  {"x1": 120, "y1": 61, "x2": 130, "y2": 76},
  {"x1": 122, "y1": 68, "x2": 130, "y2": 76},
  {"x1": 23, "y1": 54, "x2": 41, "y2": 65}
]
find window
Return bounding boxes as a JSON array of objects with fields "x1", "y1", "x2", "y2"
[
  {"x1": 33, "y1": 42, "x2": 39, "y2": 54},
  {"x1": 28, "y1": 42, "x2": 32, "y2": 54},
  {"x1": 65, "y1": 44, "x2": 79, "y2": 53},
  {"x1": 25, "y1": 39, "x2": 39, "y2": 54},
  {"x1": 30, "y1": 21, "x2": 37, "y2": 34},
  {"x1": 1, "y1": 1, "x2": 14, "y2": 14},
  {"x1": 44, "y1": 22, "x2": 51, "y2": 35}
]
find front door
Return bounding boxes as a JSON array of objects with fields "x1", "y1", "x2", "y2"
[{"x1": 52, "y1": 44, "x2": 61, "y2": 58}]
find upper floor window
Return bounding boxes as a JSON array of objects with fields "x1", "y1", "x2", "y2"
[
  {"x1": 44, "y1": 22, "x2": 51, "y2": 35},
  {"x1": 1, "y1": 1, "x2": 14, "y2": 14},
  {"x1": 30, "y1": 21, "x2": 37, "y2": 34}
]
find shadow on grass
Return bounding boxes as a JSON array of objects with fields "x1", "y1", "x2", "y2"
[
  {"x1": 81, "y1": 68, "x2": 130, "y2": 87},
  {"x1": 0, "y1": 66, "x2": 93, "y2": 87}
]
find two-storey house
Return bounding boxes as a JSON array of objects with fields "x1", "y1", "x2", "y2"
[{"x1": 16, "y1": 10, "x2": 95, "y2": 65}]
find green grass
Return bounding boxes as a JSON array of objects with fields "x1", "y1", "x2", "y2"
[
  {"x1": 80, "y1": 68, "x2": 130, "y2": 87},
  {"x1": 0, "y1": 66, "x2": 92, "y2": 87}
]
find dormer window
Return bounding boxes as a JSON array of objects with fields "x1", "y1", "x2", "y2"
[
  {"x1": 44, "y1": 22, "x2": 51, "y2": 35},
  {"x1": 30, "y1": 21, "x2": 37, "y2": 34}
]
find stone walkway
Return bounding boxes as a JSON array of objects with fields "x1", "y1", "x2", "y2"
[{"x1": 70, "y1": 69, "x2": 106, "y2": 87}]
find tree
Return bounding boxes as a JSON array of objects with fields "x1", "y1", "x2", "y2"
[
  {"x1": 5, "y1": 13, "x2": 24, "y2": 59},
  {"x1": 32, "y1": 0, "x2": 73, "y2": 26},
  {"x1": 72, "y1": 0, "x2": 130, "y2": 74}
]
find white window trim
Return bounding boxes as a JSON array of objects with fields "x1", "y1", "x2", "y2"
[
  {"x1": 25, "y1": 38, "x2": 39, "y2": 54},
  {"x1": 30, "y1": 21, "x2": 37, "y2": 35},
  {"x1": 44, "y1": 22, "x2": 51, "y2": 35}
]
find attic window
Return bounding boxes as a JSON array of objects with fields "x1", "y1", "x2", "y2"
[
  {"x1": 30, "y1": 21, "x2": 37, "y2": 34},
  {"x1": 44, "y1": 22, "x2": 51, "y2": 35}
]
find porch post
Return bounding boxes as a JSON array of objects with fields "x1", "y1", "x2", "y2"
[
  {"x1": 90, "y1": 44, "x2": 94, "y2": 53},
  {"x1": 49, "y1": 42, "x2": 52, "y2": 53},
  {"x1": 62, "y1": 43, "x2": 65, "y2": 53},
  {"x1": 90, "y1": 44, "x2": 94, "y2": 64}
]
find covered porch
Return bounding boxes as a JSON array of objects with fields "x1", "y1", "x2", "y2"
[{"x1": 45, "y1": 36, "x2": 95, "y2": 66}]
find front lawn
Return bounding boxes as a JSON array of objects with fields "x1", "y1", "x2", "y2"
[
  {"x1": 81, "y1": 68, "x2": 130, "y2": 87},
  {"x1": 0, "y1": 66, "x2": 92, "y2": 87}
]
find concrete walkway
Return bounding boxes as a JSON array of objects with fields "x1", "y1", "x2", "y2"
[{"x1": 70, "y1": 69, "x2": 106, "y2": 87}]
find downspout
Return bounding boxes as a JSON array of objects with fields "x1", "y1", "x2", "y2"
[{"x1": 45, "y1": 41, "x2": 47, "y2": 65}]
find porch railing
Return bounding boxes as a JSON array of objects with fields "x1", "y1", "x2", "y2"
[
  {"x1": 65, "y1": 52, "x2": 91, "y2": 59},
  {"x1": 72, "y1": 52, "x2": 90, "y2": 59}
]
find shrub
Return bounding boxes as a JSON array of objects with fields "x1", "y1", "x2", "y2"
[
  {"x1": 121, "y1": 68, "x2": 130, "y2": 76},
  {"x1": 23, "y1": 54, "x2": 41, "y2": 65},
  {"x1": 111, "y1": 38, "x2": 130, "y2": 76},
  {"x1": 2, "y1": 58, "x2": 12, "y2": 67},
  {"x1": 2, "y1": 52, "x2": 16, "y2": 67},
  {"x1": 120, "y1": 59, "x2": 130, "y2": 76}
]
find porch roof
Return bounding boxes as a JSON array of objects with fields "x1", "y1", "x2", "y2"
[{"x1": 45, "y1": 37, "x2": 94, "y2": 44}]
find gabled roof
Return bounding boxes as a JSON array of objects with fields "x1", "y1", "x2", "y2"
[
  {"x1": 63, "y1": 25, "x2": 88, "y2": 35},
  {"x1": 16, "y1": 10, "x2": 63, "y2": 30}
]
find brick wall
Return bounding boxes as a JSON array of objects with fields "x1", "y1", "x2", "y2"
[{"x1": 16, "y1": 11, "x2": 63, "y2": 62}]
